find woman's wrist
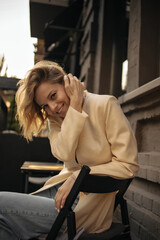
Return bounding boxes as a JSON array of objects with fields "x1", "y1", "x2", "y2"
[
  {"x1": 70, "y1": 102, "x2": 82, "y2": 113},
  {"x1": 70, "y1": 174, "x2": 76, "y2": 181},
  {"x1": 70, "y1": 96, "x2": 84, "y2": 113}
]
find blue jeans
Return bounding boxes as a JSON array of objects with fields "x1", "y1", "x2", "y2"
[{"x1": 0, "y1": 184, "x2": 67, "y2": 240}]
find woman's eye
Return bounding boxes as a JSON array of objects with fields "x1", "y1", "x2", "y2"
[{"x1": 51, "y1": 93, "x2": 56, "y2": 99}]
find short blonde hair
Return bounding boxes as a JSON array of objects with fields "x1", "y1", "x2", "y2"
[{"x1": 15, "y1": 60, "x2": 66, "y2": 141}]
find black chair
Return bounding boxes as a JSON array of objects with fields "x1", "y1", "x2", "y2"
[
  {"x1": 0, "y1": 133, "x2": 59, "y2": 193},
  {"x1": 46, "y1": 165, "x2": 132, "y2": 240}
]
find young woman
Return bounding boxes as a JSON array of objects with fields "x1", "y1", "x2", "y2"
[{"x1": 0, "y1": 60, "x2": 139, "y2": 239}]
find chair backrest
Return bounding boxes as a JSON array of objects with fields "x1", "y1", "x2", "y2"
[
  {"x1": 80, "y1": 170, "x2": 131, "y2": 193},
  {"x1": 46, "y1": 165, "x2": 133, "y2": 240}
]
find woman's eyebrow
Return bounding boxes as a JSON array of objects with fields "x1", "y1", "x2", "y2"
[
  {"x1": 47, "y1": 89, "x2": 54, "y2": 98},
  {"x1": 47, "y1": 89, "x2": 56, "y2": 98}
]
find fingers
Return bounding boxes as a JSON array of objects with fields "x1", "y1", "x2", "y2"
[
  {"x1": 63, "y1": 74, "x2": 84, "y2": 99},
  {"x1": 71, "y1": 75, "x2": 84, "y2": 90},
  {"x1": 64, "y1": 74, "x2": 82, "y2": 87},
  {"x1": 64, "y1": 74, "x2": 75, "y2": 90},
  {"x1": 54, "y1": 176, "x2": 76, "y2": 212},
  {"x1": 64, "y1": 74, "x2": 70, "y2": 87},
  {"x1": 54, "y1": 187, "x2": 66, "y2": 211}
]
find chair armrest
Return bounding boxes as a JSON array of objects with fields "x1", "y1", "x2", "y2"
[{"x1": 80, "y1": 173, "x2": 132, "y2": 193}]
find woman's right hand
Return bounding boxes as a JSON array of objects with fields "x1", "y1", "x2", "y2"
[
  {"x1": 64, "y1": 74, "x2": 84, "y2": 113},
  {"x1": 54, "y1": 175, "x2": 76, "y2": 212}
]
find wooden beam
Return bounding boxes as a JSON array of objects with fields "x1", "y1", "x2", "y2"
[
  {"x1": 30, "y1": 0, "x2": 70, "y2": 7},
  {"x1": 0, "y1": 76, "x2": 20, "y2": 90}
]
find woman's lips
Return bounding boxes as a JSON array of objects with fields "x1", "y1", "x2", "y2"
[{"x1": 56, "y1": 104, "x2": 64, "y2": 114}]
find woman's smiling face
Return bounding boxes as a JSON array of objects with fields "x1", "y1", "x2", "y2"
[{"x1": 35, "y1": 81, "x2": 70, "y2": 118}]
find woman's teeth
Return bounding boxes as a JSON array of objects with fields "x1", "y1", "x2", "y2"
[{"x1": 56, "y1": 105, "x2": 63, "y2": 114}]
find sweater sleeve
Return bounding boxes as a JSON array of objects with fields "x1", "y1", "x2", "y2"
[
  {"x1": 49, "y1": 106, "x2": 88, "y2": 162},
  {"x1": 73, "y1": 96, "x2": 139, "y2": 179}
]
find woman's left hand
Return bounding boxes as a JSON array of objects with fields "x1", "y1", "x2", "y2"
[
  {"x1": 64, "y1": 74, "x2": 84, "y2": 113},
  {"x1": 54, "y1": 175, "x2": 75, "y2": 212}
]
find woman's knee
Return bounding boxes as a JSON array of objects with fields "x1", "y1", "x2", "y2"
[{"x1": 0, "y1": 192, "x2": 28, "y2": 212}]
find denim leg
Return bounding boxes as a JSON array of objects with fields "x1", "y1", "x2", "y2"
[{"x1": 0, "y1": 186, "x2": 61, "y2": 240}]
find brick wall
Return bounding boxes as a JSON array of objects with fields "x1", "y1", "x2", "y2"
[
  {"x1": 79, "y1": 1, "x2": 160, "y2": 238},
  {"x1": 119, "y1": 1, "x2": 160, "y2": 238},
  {"x1": 119, "y1": 78, "x2": 160, "y2": 240}
]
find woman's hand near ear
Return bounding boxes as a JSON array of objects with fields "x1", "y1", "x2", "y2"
[{"x1": 64, "y1": 74, "x2": 84, "y2": 113}]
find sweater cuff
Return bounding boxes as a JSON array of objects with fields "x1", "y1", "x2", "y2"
[
  {"x1": 66, "y1": 106, "x2": 88, "y2": 119},
  {"x1": 72, "y1": 169, "x2": 81, "y2": 179}
]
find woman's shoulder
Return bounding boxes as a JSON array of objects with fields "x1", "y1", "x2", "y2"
[
  {"x1": 86, "y1": 92, "x2": 118, "y2": 106},
  {"x1": 83, "y1": 92, "x2": 119, "y2": 118}
]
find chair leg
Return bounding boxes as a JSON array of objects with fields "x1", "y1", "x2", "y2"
[
  {"x1": 67, "y1": 211, "x2": 76, "y2": 240},
  {"x1": 119, "y1": 228, "x2": 132, "y2": 240},
  {"x1": 46, "y1": 209, "x2": 66, "y2": 240},
  {"x1": 119, "y1": 199, "x2": 131, "y2": 240},
  {"x1": 120, "y1": 199, "x2": 129, "y2": 225}
]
